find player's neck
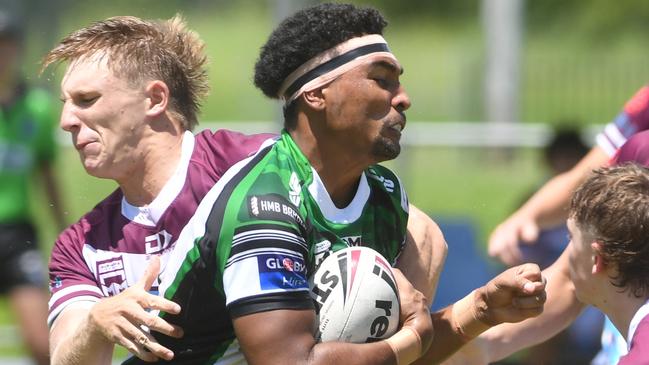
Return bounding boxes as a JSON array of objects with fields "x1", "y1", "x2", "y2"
[
  {"x1": 119, "y1": 125, "x2": 185, "y2": 207},
  {"x1": 290, "y1": 127, "x2": 367, "y2": 208},
  {"x1": 603, "y1": 289, "x2": 649, "y2": 342}
]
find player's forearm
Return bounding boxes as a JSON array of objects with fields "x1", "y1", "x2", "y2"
[
  {"x1": 482, "y1": 253, "x2": 586, "y2": 362},
  {"x1": 516, "y1": 146, "x2": 609, "y2": 229},
  {"x1": 50, "y1": 315, "x2": 113, "y2": 365},
  {"x1": 413, "y1": 290, "x2": 490, "y2": 365}
]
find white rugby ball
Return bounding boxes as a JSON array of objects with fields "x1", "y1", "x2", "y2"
[{"x1": 309, "y1": 246, "x2": 400, "y2": 343}]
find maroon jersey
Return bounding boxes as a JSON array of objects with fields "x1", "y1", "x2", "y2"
[
  {"x1": 613, "y1": 129, "x2": 649, "y2": 167},
  {"x1": 47, "y1": 129, "x2": 274, "y2": 325},
  {"x1": 619, "y1": 305, "x2": 649, "y2": 364},
  {"x1": 598, "y1": 86, "x2": 649, "y2": 156}
]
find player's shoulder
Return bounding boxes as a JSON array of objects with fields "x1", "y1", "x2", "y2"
[
  {"x1": 366, "y1": 164, "x2": 403, "y2": 193},
  {"x1": 614, "y1": 129, "x2": 649, "y2": 166},
  {"x1": 192, "y1": 129, "x2": 277, "y2": 174},
  {"x1": 56, "y1": 188, "x2": 123, "y2": 249},
  {"x1": 365, "y1": 164, "x2": 409, "y2": 213},
  {"x1": 195, "y1": 128, "x2": 277, "y2": 152}
]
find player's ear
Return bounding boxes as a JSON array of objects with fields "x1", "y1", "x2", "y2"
[
  {"x1": 591, "y1": 242, "x2": 606, "y2": 274},
  {"x1": 145, "y1": 80, "x2": 169, "y2": 118},
  {"x1": 302, "y1": 88, "x2": 326, "y2": 111}
]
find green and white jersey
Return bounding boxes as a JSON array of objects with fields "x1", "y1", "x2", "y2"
[
  {"x1": 0, "y1": 85, "x2": 58, "y2": 222},
  {"x1": 153, "y1": 130, "x2": 409, "y2": 365}
]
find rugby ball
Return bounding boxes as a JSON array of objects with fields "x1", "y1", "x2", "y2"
[{"x1": 309, "y1": 246, "x2": 400, "y2": 343}]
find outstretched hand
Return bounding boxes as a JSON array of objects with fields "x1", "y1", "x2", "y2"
[
  {"x1": 488, "y1": 213, "x2": 541, "y2": 266},
  {"x1": 477, "y1": 263, "x2": 546, "y2": 326},
  {"x1": 87, "y1": 256, "x2": 183, "y2": 361}
]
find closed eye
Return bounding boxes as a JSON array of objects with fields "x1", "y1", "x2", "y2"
[
  {"x1": 76, "y1": 95, "x2": 99, "y2": 107},
  {"x1": 372, "y1": 77, "x2": 399, "y2": 90}
]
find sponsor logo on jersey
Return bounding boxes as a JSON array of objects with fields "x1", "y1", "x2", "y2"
[
  {"x1": 96, "y1": 256, "x2": 128, "y2": 296},
  {"x1": 257, "y1": 253, "x2": 307, "y2": 290},
  {"x1": 367, "y1": 169, "x2": 395, "y2": 193},
  {"x1": 314, "y1": 240, "x2": 332, "y2": 267},
  {"x1": 247, "y1": 193, "x2": 307, "y2": 232},
  {"x1": 145, "y1": 229, "x2": 173, "y2": 255},
  {"x1": 342, "y1": 235, "x2": 362, "y2": 247},
  {"x1": 50, "y1": 276, "x2": 63, "y2": 292},
  {"x1": 289, "y1": 172, "x2": 302, "y2": 206}
]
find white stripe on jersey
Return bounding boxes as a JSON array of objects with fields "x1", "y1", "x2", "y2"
[
  {"x1": 226, "y1": 247, "x2": 304, "y2": 268},
  {"x1": 222, "y1": 252, "x2": 307, "y2": 306},
  {"x1": 596, "y1": 133, "x2": 617, "y2": 156},
  {"x1": 396, "y1": 174, "x2": 409, "y2": 213},
  {"x1": 48, "y1": 284, "x2": 103, "y2": 308},
  {"x1": 47, "y1": 295, "x2": 100, "y2": 325},
  {"x1": 597, "y1": 122, "x2": 629, "y2": 156},
  {"x1": 606, "y1": 123, "x2": 627, "y2": 146},
  {"x1": 232, "y1": 228, "x2": 307, "y2": 250},
  {"x1": 157, "y1": 137, "x2": 278, "y2": 298}
]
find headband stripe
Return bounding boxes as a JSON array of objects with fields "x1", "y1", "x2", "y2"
[{"x1": 283, "y1": 43, "x2": 390, "y2": 99}]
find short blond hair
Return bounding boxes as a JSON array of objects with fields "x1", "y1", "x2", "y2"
[{"x1": 42, "y1": 15, "x2": 208, "y2": 130}]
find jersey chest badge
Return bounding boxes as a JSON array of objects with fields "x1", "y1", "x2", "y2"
[
  {"x1": 289, "y1": 172, "x2": 301, "y2": 206},
  {"x1": 96, "y1": 256, "x2": 128, "y2": 296}
]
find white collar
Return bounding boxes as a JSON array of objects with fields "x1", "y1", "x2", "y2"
[
  {"x1": 307, "y1": 168, "x2": 369, "y2": 224},
  {"x1": 121, "y1": 131, "x2": 195, "y2": 226},
  {"x1": 627, "y1": 298, "x2": 649, "y2": 351}
]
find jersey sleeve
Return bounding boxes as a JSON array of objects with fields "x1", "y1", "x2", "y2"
[
  {"x1": 597, "y1": 86, "x2": 649, "y2": 156},
  {"x1": 618, "y1": 316, "x2": 649, "y2": 364},
  {"x1": 612, "y1": 130, "x2": 649, "y2": 167},
  {"x1": 215, "y1": 163, "x2": 313, "y2": 318},
  {"x1": 48, "y1": 220, "x2": 104, "y2": 326}
]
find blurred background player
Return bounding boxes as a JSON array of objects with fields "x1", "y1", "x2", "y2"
[
  {"x1": 517, "y1": 126, "x2": 590, "y2": 268},
  {"x1": 488, "y1": 85, "x2": 649, "y2": 267},
  {"x1": 502, "y1": 127, "x2": 603, "y2": 364},
  {"x1": 486, "y1": 86, "x2": 649, "y2": 364},
  {"x1": 442, "y1": 120, "x2": 649, "y2": 365},
  {"x1": 0, "y1": 8, "x2": 66, "y2": 365}
]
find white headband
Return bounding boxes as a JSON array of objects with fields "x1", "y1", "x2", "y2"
[{"x1": 277, "y1": 34, "x2": 400, "y2": 104}]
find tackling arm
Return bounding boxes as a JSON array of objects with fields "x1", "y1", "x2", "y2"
[
  {"x1": 49, "y1": 257, "x2": 183, "y2": 365},
  {"x1": 443, "y1": 247, "x2": 586, "y2": 364},
  {"x1": 414, "y1": 263, "x2": 547, "y2": 364},
  {"x1": 50, "y1": 304, "x2": 114, "y2": 365},
  {"x1": 488, "y1": 146, "x2": 609, "y2": 265}
]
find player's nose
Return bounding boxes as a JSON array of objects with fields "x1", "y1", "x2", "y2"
[{"x1": 59, "y1": 103, "x2": 81, "y2": 132}]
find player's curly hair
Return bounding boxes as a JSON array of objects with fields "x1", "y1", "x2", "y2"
[
  {"x1": 570, "y1": 163, "x2": 649, "y2": 297},
  {"x1": 42, "y1": 15, "x2": 208, "y2": 131},
  {"x1": 253, "y1": 3, "x2": 387, "y2": 129}
]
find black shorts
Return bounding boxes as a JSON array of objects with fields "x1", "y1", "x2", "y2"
[{"x1": 0, "y1": 222, "x2": 47, "y2": 293}]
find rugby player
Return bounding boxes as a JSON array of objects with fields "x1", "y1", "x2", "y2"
[
  {"x1": 445, "y1": 131, "x2": 649, "y2": 365},
  {"x1": 479, "y1": 86, "x2": 649, "y2": 364},
  {"x1": 178, "y1": 3, "x2": 543, "y2": 365},
  {"x1": 45, "y1": 8, "x2": 545, "y2": 365},
  {"x1": 43, "y1": 13, "x2": 444, "y2": 365}
]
